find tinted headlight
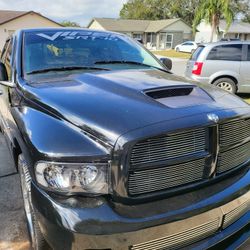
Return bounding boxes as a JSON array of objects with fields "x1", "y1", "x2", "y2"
[{"x1": 35, "y1": 162, "x2": 110, "y2": 195}]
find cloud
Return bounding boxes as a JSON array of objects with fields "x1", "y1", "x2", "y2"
[{"x1": 0, "y1": 0, "x2": 127, "y2": 26}]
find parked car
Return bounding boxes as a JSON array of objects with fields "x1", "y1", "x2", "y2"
[
  {"x1": 0, "y1": 28, "x2": 250, "y2": 250},
  {"x1": 175, "y1": 41, "x2": 198, "y2": 53},
  {"x1": 185, "y1": 41, "x2": 250, "y2": 93}
]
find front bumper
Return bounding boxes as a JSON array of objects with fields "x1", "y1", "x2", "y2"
[{"x1": 31, "y1": 170, "x2": 250, "y2": 250}]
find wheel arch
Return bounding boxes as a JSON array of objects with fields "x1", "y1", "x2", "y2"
[
  {"x1": 12, "y1": 138, "x2": 22, "y2": 169},
  {"x1": 211, "y1": 75, "x2": 238, "y2": 85}
]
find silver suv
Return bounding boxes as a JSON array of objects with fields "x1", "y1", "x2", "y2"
[{"x1": 185, "y1": 41, "x2": 250, "y2": 93}]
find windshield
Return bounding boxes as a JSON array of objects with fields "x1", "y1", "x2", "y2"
[{"x1": 23, "y1": 30, "x2": 163, "y2": 77}]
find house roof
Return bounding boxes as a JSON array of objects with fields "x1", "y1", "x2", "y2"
[
  {"x1": 219, "y1": 20, "x2": 250, "y2": 34},
  {"x1": 88, "y1": 18, "x2": 187, "y2": 33},
  {"x1": 90, "y1": 18, "x2": 150, "y2": 32},
  {"x1": 0, "y1": 10, "x2": 62, "y2": 26},
  {"x1": 145, "y1": 19, "x2": 180, "y2": 32}
]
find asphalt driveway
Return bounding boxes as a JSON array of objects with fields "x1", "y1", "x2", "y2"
[{"x1": 0, "y1": 135, "x2": 30, "y2": 250}]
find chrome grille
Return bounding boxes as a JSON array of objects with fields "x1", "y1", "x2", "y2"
[
  {"x1": 223, "y1": 200, "x2": 249, "y2": 228},
  {"x1": 130, "y1": 128, "x2": 207, "y2": 167},
  {"x1": 130, "y1": 218, "x2": 220, "y2": 250},
  {"x1": 219, "y1": 118, "x2": 250, "y2": 147},
  {"x1": 217, "y1": 141, "x2": 250, "y2": 174},
  {"x1": 128, "y1": 158, "x2": 205, "y2": 195}
]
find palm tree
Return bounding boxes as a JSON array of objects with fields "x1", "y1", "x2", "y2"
[{"x1": 193, "y1": 0, "x2": 234, "y2": 42}]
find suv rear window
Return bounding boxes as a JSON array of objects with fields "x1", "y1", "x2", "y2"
[
  {"x1": 247, "y1": 45, "x2": 250, "y2": 61},
  {"x1": 190, "y1": 46, "x2": 204, "y2": 61},
  {"x1": 207, "y1": 44, "x2": 242, "y2": 61}
]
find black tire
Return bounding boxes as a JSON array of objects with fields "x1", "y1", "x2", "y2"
[
  {"x1": 212, "y1": 77, "x2": 237, "y2": 94},
  {"x1": 18, "y1": 154, "x2": 51, "y2": 250},
  {"x1": 176, "y1": 47, "x2": 180, "y2": 52}
]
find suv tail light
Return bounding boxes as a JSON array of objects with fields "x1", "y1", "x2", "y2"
[{"x1": 192, "y1": 62, "x2": 203, "y2": 75}]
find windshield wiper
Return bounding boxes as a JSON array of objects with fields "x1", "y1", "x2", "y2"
[
  {"x1": 27, "y1": 66, "x2": 110, "y2": 75},
  {"x1": 94, "y1": 60, "x2": 170, "y2": 73}
]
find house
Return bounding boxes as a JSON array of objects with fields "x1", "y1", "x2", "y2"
[
  {"x1": 87, "y1": 18, "x2": 193, "y2": 50},
  {"x1": 195, "y1": 20, "x2": 250, "y2": 43},
  {"x1": 0, "y1": 10, "x2": 62, "y2": 50}
]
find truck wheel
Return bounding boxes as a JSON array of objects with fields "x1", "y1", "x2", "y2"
[
  {"x1": 18, "y1": 154, "x2": 50, "y2": 250},
  {"x1": 213, "y1": 77, "x2": 237, "y2": 94}
]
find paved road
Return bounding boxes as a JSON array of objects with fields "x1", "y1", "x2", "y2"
[{"x1": 169, "y1": 57, "x2": 188, "y2": 76}]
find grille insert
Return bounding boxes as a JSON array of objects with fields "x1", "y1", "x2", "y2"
[
  {"x1": 217, "y1": 141, "x2": 250, "y2": 174},
  {"x1": 130, "y1": 128, "x2": 207, "y2": 167},
  {"x1": 130, "y1": 218, "x2": 220, "y2": 250},
  {"x1": 220, "y1": 118, "x2": 250, "y2": 147},
  {"x1": 128, "y1": 158, "x2": 205, "y2": 195},
  {"x1": 223, "y1": 200, "x2": 249, "y2": 229}
]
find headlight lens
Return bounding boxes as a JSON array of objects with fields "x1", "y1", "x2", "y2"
[{"x1": 35, "y1": 162, "x2": 110, "y2": 194}]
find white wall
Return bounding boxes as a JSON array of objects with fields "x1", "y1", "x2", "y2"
[
  {"x1": 0, "y1": 12, "x2": 61, "y2": 50},
  {"x1": 88, "y1": 20, "x2": 106, "y2": 31},
  {"x1": 195, "y1": 21, "x2": 218, "y2": 43}
]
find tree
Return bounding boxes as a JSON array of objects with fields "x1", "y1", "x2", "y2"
[
  {"x1": 120, "y1": 0, "x2": 250, "y2": 26},
  {"x1": 120, "y1": 0, "x2": 203, "y2": 25},
  {"x1": 193, "y1": 0, "x2": 234, "y2": 42},
  {"x1": 168, "y1": 0, "x2": 202, "y2": 26},
  {"x1": 61, "y1": 21, "x2": 81, "y2": 27}
]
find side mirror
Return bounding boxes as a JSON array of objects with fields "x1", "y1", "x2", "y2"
[
  {"x1": 0, "y1": 62, "x2": 8, "y2": 81},
  {"x1": 0, "y1": 62, "x2": 16, "y2": 88},
  {"x1": 160, "y1": 57, "x2": 172, "y2": 70}
]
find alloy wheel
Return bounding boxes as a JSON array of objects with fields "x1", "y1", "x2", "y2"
[{"x1": 216, "y1": 81, "x2": 234, "y2": 92}]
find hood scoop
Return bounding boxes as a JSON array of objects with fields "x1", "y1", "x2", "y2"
[{"x1": 145, "y1": 86, "x2": 213, "y2": 108}]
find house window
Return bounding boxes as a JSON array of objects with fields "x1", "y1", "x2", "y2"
[
  {"x1": 166, "y1": 34, "x2": 173, "y2": 48},
  {"x1": 146, "y1": 33, "x2": 156, "y2": 48},
  {"x1": 147, "y1": 33, "x2": 152, "y2": 43},
  {"x1": 159, "y1": 33, "x2": 173, "y2": 49},
  {"x1": 133, "y1": 34, "x2": 142, "y2": 40},
  {"x1": 151, "y1": 33, "x2": 156, "y2": 47}
]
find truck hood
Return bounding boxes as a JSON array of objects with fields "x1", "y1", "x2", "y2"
[{"x1": 23, "y1": 69, "x2": 248, "y2": 145}]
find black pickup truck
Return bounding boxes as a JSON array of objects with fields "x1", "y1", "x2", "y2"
[{"x1": 0, "y1": 28, "x2": 249, "y2": 250}]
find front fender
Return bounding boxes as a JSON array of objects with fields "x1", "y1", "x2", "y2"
[{"x1": 12, "y1": 106, "x2": 111, "y2": 163}]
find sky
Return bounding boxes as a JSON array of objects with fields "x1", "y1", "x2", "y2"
[{"x1": 0, "y1": 0, "x2": 127, "y2": 26}]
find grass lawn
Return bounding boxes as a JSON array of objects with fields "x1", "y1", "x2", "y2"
[
  {"x1": 238, "y1": 94, "x2": 250, "y2": 104},
  {"x1": 153, "y1": 49, "x2": 191, "y2": 59},
  {"x1": 243, "y1": 97, "x2": 250, "y2": 104}
]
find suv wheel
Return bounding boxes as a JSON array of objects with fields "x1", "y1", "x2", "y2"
[
  {"x1": 18, "y1": 154, "x2": 50, "y2": 250},
  {"x1": 213, "y1": 78, "x2": 237, "y2": 93}
]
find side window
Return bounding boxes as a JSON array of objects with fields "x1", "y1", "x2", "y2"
[
  {"x1": 183, "y1": 42, "x2": 193, "y2": 46},
  {"x1": 207, "y1": 44, "x2": 242, "y2": 61},
  {"x1": 247, "y1": 45, "x2": 250, "y2": 61}
]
